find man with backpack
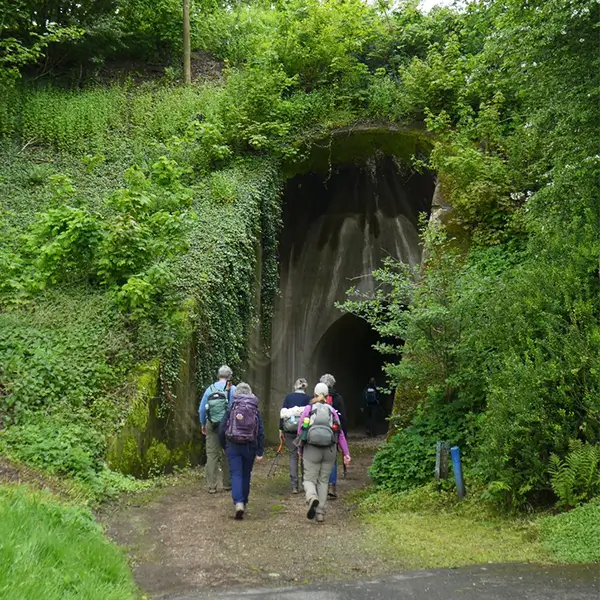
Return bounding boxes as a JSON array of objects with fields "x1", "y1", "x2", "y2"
[
  {"x1": 319, "y1": 373, "x2": 347, "y2": 499},
  {"x1": 279, "y1": 378, "x2": 311, "y2": 493},
  {"x1": 199, "y1": 365, "x2": 237, "y2": 493},
  {"x1": 363, "y1": 377, "x2": 380, "y2": 437},
  {"x1": 219, "y1": 382, "x2": 264, "y2": 520},
  {"x1": 297, "y1": 383, "x2": 350, "y2": 523}
]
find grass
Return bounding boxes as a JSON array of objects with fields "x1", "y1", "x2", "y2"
[
  {"x1": 357, "y1": 485, "x2": 551, "y2": 569},
  {"x1": 0, "y1": 485, "x2": 139, "y2": 600},
  {"x1": 539, "y1": 499, "x2": 600, "y2": 563}
]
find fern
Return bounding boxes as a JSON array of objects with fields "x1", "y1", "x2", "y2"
[{"x1": 549, "y1": 440, "x2": 600, "y2": 509}]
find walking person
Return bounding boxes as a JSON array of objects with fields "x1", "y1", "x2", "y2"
[
  {"x1": 319, "y1": 373, "x2": 347, "y2": 499},
  {"x1": 298, "y1": 383, "x2": 350, "y2": 523},
  {"x1": 363, "y1": 377, "x2": 380, "y2": 437},
  {"x1": 219, "y1": 382, "x2": 264, "y2": 520},
  {"x1": 199, "y1": 365, "x2": 236, "y2": 493},
  {"x1": 280, "y1": 378, "x2": 311, "y2": 493}
]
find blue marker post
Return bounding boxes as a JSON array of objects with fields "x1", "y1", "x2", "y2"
[{"x1": 450, "y1": 445, "x2": 466, "y2": 499}]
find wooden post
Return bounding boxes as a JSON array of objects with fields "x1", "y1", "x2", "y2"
[
  {"x1": 183, "y1": 0, "x2": 191, "y2": 84},
  {"x1": 435, "y1": 441, "x2": 450, "y2": 486}
]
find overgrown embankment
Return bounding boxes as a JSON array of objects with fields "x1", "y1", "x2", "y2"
[{"x1": 0, "y1": 83, "x2": 283, "y2": 492}]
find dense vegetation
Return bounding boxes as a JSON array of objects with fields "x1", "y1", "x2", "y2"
[
  {"x1": 1, "y1": 0, "x2": 598, "y2": 513},
  {"x1": 338, "y1": 0, "x2": 600, "y2": 511}
]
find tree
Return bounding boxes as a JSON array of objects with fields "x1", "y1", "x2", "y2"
[{"x1": 183, "y1": 0, "x2": 191, "y2": 83}]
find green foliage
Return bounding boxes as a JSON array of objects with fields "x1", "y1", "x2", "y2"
[
  {"x1": 369, "y1": 403, "x2": 467, "y2": 493},
  {"x1": 0, "y1": 485, "x2": 138, "y2": 600},
  {"x1": 548, "y1": 441, "x2": 600, "y2": 510},
  {"x1": 539, "y1": 500, "x2": 600, "y2": 563},
  {"x1": 0, "y1": 292, "x2": 132, "y2": 426},
  {"x1": 0, "y1": 417, "x2": 106, "y2": 478}
]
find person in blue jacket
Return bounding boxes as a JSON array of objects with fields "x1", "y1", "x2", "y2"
[
  {"x1": 199, "y1": 365, "x2": 237, "y2": 493},
  {"x1": 279, "y1": 378, "x2": 311, "y2": 493}
]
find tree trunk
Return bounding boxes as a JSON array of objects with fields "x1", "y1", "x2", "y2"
[{"x1": 183, "y1": 0, "x2": 191, "y2": 84}]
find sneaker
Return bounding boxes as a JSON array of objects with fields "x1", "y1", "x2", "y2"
[
  {"x1": 223, "y1": 486, "x2": 232, "y2": 491},
  {"x1": 234, "y1": 502, "x2": 245, "y2": 520},
  {"x1": 306, "y1": 497, "x2": 319, "y2": 520},
  {"x1": 291, "y1": 486, "x2": 299, "y2": 494},
  {"x1": 327, "y1": 484, "x2": 337, "y2": 499},
  {"x1": 316, "y1": 513, "x2": 325, "y2": 523},
  {"x1": 208, "y1": 488, "x2": 217, "y2": 494}
]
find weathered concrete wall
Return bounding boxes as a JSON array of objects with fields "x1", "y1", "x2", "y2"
[{"x1": 251, "y1": 154, "x2": 434, "y2": 439}]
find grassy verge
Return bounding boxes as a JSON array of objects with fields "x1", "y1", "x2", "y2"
[
  {"x1": 539, "y1": 499, "x2": 600, "y2": 563},
  {"x1": 0, "y1": 485, "x2": 139, "y2": 600},
  {"x1": 355, "y1": 484, "x2": 551, "y2": 569}
]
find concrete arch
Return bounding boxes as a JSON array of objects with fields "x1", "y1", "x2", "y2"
[{"x1": 251, "y1": 152, "x2": 434, "y2": 438}]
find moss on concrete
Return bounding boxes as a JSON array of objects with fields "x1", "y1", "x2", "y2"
[{"x1": 284, "y1": 125, "x2": 432, "y2": 177}]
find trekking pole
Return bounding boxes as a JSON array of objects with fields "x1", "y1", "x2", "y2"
[{"x1": 267, "y1": 437, "x2": 284, "y2": 478}]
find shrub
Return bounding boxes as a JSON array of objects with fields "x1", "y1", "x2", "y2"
[{"x1": 548, "y1": 441, "x2": 600, "y2": 510}]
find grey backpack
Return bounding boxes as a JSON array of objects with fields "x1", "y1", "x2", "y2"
[
  {"x1": 282, "y1": 414, "x2": 299, "y2": 433},
  {"x1": 306, "y1": 403, "x2": 337, "y2": 447}
]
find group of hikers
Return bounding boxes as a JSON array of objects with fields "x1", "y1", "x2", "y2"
[{"x1": 199, "y1": 366, "x2": 381, "y2": 523}]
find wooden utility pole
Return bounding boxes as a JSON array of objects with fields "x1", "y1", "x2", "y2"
[{"x1": 183, "y1": 0, "x2": 191, "y2": 84}]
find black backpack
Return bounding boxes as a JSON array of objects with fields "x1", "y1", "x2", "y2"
[{"x1": 365, "y1": 387, "x2": 378, "y2": 406}]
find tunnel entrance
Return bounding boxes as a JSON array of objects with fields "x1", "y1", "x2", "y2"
[
  {"x1": 312, "y1": 313, "x2": 387, "y2": 432},
  {"x1": 247, "y1": 144, "x2": 435, "y2": 440}
]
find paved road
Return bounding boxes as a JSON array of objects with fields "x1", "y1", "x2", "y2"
[{"x1": 170, "y1": 564, "x2": 599, "y2": 600}]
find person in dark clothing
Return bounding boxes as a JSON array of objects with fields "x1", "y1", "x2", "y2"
[
  {"x1": 363, "y1": 377, "x2": 380, "y2": 436},
  {"x1": 319, "y1": 373, "x2": 347, "y2": 498},
  {"x1": 219, "y1": 382, "x2": 264, "y2": 520},
  {"x1": 279, "y1": 378, "x2": 311, "y2": 493}
]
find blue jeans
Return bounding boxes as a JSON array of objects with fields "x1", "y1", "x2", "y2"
[
  {"x1": 226, "y1": 443, "x2": 256, "y2": 505},
  {"x1": 329, "y1": 458, "x2": 337, "y2": 484}
]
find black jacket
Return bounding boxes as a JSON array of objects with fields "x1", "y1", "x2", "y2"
[{"x1": 330, "y1": 390, "x2": 347, "y2": 435}]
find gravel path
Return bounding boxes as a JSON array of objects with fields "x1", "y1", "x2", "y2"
[{"x1": 102, "y1": 435, "x2": 402, "y2": 599}]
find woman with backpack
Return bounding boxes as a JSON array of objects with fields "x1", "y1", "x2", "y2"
[
  {"x1": 279, "y1": 378, "x2": 311, "y2": 493},
  {"x1": 297, "y1": 382, "x2": 351, "y2": 523},
  {"x1": 219, "y1": 382, "x2": 264, "y2": 520}
]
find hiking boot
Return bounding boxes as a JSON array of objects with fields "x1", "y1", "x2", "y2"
[
  {"x1": 316, "y1": 513, "x2": 325, "y2": 523},
  {"x1": 234, "y1": 503, "x2": 245, "y2": 520},
  {"x1": 327, "y1": 484, "x2": 337, "y2": 499},
  {"x1": 306, "y1": 497, "x2": 319, "y2": 520}
]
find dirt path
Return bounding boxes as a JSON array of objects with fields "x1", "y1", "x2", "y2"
[{"x1": 101, "y1": 435, "x2": 405, "y2": 599}]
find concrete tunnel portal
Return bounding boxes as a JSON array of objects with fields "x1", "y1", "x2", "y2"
[{"x1": 250, "y1": 149, "x2": 435, "y2": 438}]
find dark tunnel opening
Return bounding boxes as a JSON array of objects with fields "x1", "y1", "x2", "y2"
[
  {"x1": 312, "y1": 313, "x2": 391, "y2": 433},
  {"x1": 256, "y1": 151, "x2": 435, "y2": 439}
]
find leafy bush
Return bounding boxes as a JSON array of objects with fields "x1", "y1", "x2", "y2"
[
  {"x1": 370, "y1": 404, "x2": 467, "y2": 493},
  {"x1": 548, "y1": 441, "x2": 600, "y2": 510},
  {"x1": 0, "y1": 417, "x2": 105, "y2": 478}
]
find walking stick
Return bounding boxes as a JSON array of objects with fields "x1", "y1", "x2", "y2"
[{"x1": 267, "y1": 437, "x2": 284, "y2": 478}]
